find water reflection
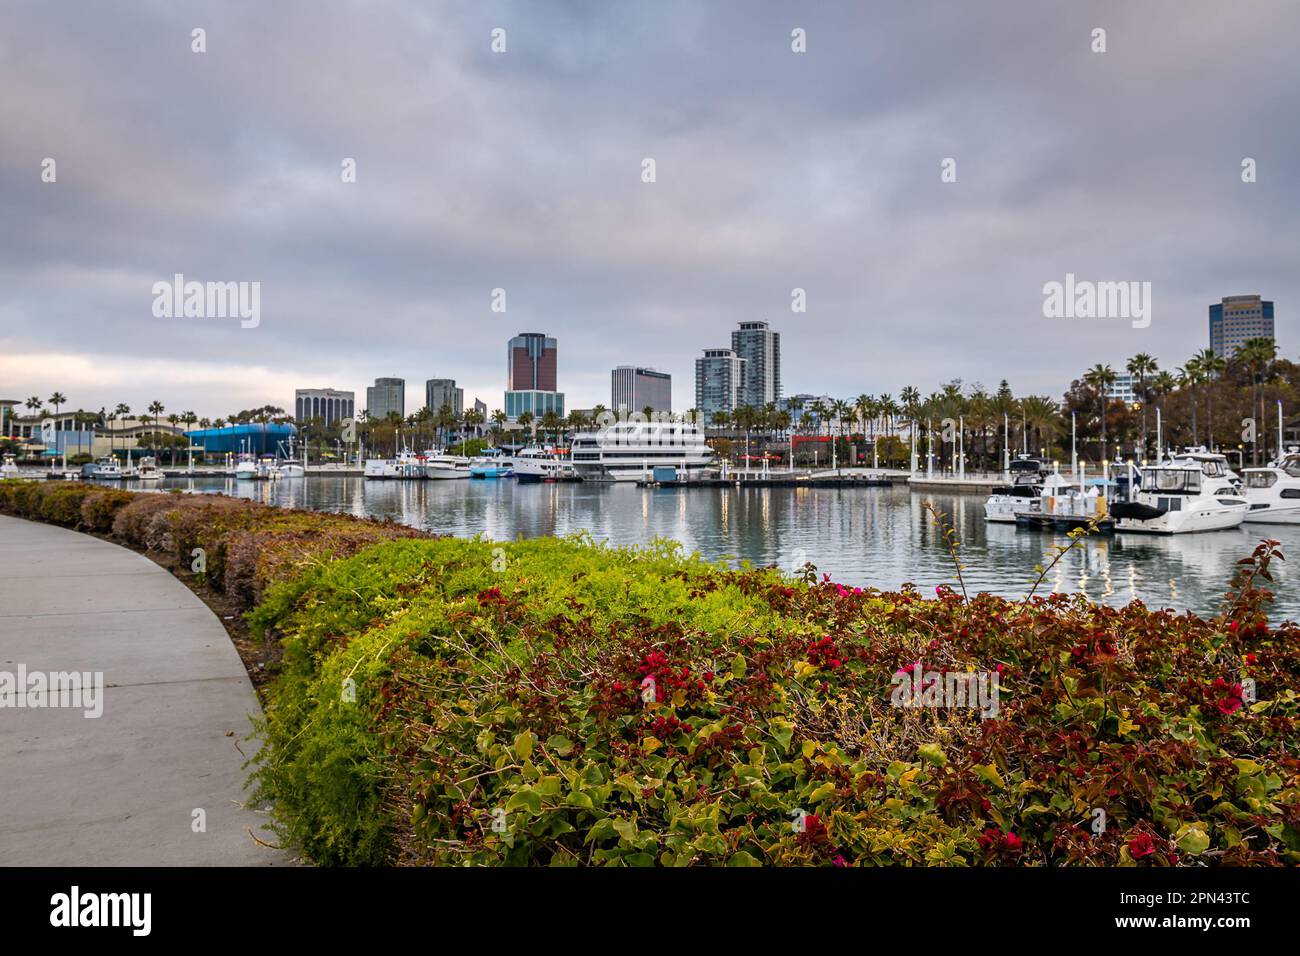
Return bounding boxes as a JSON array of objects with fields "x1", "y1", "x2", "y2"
[{"x1": 127, "y1": 477, "x2": 1299, "y2": 620}]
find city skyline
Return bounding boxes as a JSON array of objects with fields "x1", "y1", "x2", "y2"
[{"x1": 3, "y1": 2, "x2": 1298, "y2": 418}]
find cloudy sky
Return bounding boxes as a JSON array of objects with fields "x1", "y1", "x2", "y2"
[{"x1": 2, "y1": 0, "x2": 1298, "y2": 420}]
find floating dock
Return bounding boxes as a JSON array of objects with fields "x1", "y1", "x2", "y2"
[{"x1": 1014, "y1": 512, "x2": 1114, "y2": 534}]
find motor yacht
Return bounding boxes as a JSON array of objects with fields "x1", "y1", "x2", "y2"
[
  {"x1": 983, "y1": 455, "x2": 1049, "y2": 523},
  {"x1": 1242, "y1": 449, "x2": 1300, "y2": 524},
  {"x1": 513, "y1": 446, "x2": 578, "y2": 483},
  {"x1": 136, "y1": 456, "x2": 162, "y2": 481},
  {"x1": 423, "y1": 451, "x2": 472, "y2": 480},
  {"x1": 1110, "y1": 461, "x2": 1248, "y2": 534}
]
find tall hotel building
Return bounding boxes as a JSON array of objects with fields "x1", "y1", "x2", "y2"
[
  {"x1": 425, "y1": 378, "x2": 464, "y2": 417},
  {"x1": 295, "y1": 387, "x2": 355, "y2": 425},
  {"x1": 612, "y1": 366, "x2": 672, "y2": 414},
  {"x1": 505, "y1": 332, "x2": 564, "y2": 420},
  {"x1": 730, "y1": 321, "x2": 782, "y2": 408},
  {"x1": 694, "y1": 349, "x2": 746, "y2": 421},
  {"x1": 365, "y1": 377, "x2": 405, "y2": 421},
  {"x1": 1209, "y1": 295, "x2": 1275, "y2": 356}
]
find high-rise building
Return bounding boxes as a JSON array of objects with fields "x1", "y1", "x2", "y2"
[
  {"x1": 294, "y1": 388, "x2": 355, "y2": 426},
  {"x1": 695, "y1": 349, "x2": 746, "y2": 422},
  {"x1": 505, "y1": 332, "x2": 563, "y2": 420},
  {"x1": 730, "y1": 321, "x2": 781, "y2": 408},
  {"x1": 425, "y1": 379, "x2": 464, "y2": 417},
  {"x1": 508, "y1": 332, "x2": 558, "y2": 391},
  {"x1": 1210, "y1": 295, "x2": 1275, "y2": 357},
  {"x1": 612, "y1": 366, "x2": 672, "y2": 414},
  {"x1": 1104, "y1": 374, "x2": 1139, "y2": 405},
  {"x1": 366, "y1": 377, "x2": 405, "y2": 421}
]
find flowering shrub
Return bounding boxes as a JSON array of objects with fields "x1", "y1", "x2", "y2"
[{"x1": 249, "y1": 533, "x2": 1300, "y2": 867}]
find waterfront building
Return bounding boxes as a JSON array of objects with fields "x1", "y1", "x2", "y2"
[
  {"x1": 505, "y1": 390, "x2": 565, "y2": 420},
  {"x1": 1210, "y1": 295, "x2": 1275, "y2": 356},
  {"x1": 612, "y1": 366, "x2": 672, "y2": 414},
  {"x1": 505, "y1": 332, "x2": 562, "y2": 421},
  {"x1": 425, "y1": 379, "x2": 464, "y2": 417},
  {"x1": 295, "y1": 388, "x2": 354, "y2": 426},
  {"x1": 695, "y1": 348, "x2": 746, "y2": 421},
  {"x1": 730, "y1": 321, "x2": 781, "y2": 408},
  {"x1": 185, "y1": 422, "x2": 297, "y2": 456},
  {"x1": 366, "y1": 377, "x2": 405, "y2": 422}
]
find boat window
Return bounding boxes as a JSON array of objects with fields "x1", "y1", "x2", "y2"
[
  {"x1": 1217, "y1": 498, "x2": 1243, "y2": 506},
  {"x1": 1199, "y1": 460, "x2": 1226, "y2": 477},
  {"x1": 1284, "y1": 457, "x2": 1300, "y2": 478},
  {"x1": 1245, "y1": 471, "x2": 1277, "y2": 489},
  {"x1": 1142, "y1": 469, "x2": 1200, "y2": 493},
  {"x1": 1282, "y1": 489, "x2": 1300, "y2": 500}
]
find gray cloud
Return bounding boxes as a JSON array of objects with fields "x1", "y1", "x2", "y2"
[{"x1": 2, "y1": 0, "x2": 1297, "y2": 416}]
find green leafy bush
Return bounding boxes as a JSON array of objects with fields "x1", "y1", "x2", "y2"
[{"x1": 249, "y1": 534, "x2": 1300, "y2": 867}]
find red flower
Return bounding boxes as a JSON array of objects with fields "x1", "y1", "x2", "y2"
[{"x1": 1128, "y1": 832, "x2": 1157, "y2": 859}]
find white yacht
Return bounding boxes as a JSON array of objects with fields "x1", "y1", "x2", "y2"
[
  {"x1": 1242, "y1": 450, "x2": 1300, "y2": 524},
  {"x1": 569, "y1": 421, "x2": 714, "y2": 482},
  {"x1": 422, "y1": 451, "x2": 472, "y2": 480},
  {"x1": 983, "y1": 456, "x2": 1049, "y2": 523},
  {"x1": 275, "y1": 438, "x2": 306, "y2": 478},
  {"x1": 513, "y1": 446, "x2": 577, "y2": 483},
  {"x1": 363, "y1": 448, "x2": 425, "y2": 480},
  {"x1": 136, "y1": 456, "x2": 162, "y2": 481},
  {"x1": 93, "y1": 456, "x2": 124, "y2": 480},
  {"x1": 1, "y1": 454, "x2": 19, "y2": 479},
  {"x1": 234, "y1": 453, "x2": 260, "y2": 481},
  {"x1": 1110, "y1": 461, "x2": 1248, "y2": 534}
]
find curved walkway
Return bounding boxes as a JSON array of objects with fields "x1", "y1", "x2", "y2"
[{"x1": 0, "y1": 515, "x2": 294, "y2": 865}]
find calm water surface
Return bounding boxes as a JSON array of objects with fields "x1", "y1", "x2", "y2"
[{"x1": 138, "y1": 476, "x2": 1300, "y2": 620}]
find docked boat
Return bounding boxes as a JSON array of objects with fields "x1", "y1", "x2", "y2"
[
  {"x1": 363, "y1": 448, "x2": 425, "y2": 480},
  {"x1": 469, "y1": 448, "x2": 513, "y2": 479},
  {"x1": 92, "y1": 456, "x2": 124, "y2": 480},
  {"x1": 1242, "y1": 449, "x2": 1300, "y2": 524},
  {"x1": 234, "y1": 453, "x2": 260, "y2": 481},
  {"x1": 569, "y1": 420, "x2": 714, "y2": 482},
  {"x1": 513, "y1": 446, "x2": 578, "y2": 483},
  {"x1": 1109, "y1": 461, "x2": 1248, "y2": 534},
  {"x1": 1, "y1": 454, "x2": 19, "y2": 479},
  {"x1": 275, "y1": 439, "x2": 306, "y2": 478},
  {"x1": 423, "y1": 451, "x2": 472, "y2": 480},
  {"x1": 136, "y1": 456, "x2": 162, "y2": 481},
  {"x1": 983, "y1": 455, "x2": 1049, "y2": 523}
]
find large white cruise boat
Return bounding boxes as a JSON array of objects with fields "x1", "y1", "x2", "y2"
[
  {"x1": 569, "y1": 421, "x2": 714, "y2": 482},
  {"x1": 1110, "y1": 461, "x2": 1248, "y2": 534},
  {"x1": 1242, "y1": 450, "x2": 1300, "y2": 524}
]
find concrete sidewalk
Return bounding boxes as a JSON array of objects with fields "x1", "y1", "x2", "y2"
[{"x1": 0, "y1": 515, "x2": 295, "y2": 865}]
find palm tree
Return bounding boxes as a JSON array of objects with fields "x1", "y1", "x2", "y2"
[
  {"x1": 1177, "y1": 361, "x2": 1205, "y2": 446},
  {"x1": 1236, "y1": 337, "x2": 1279, "y2": 462},
  {"x1": 517, "y1": 411, "x2": 535, "y2": 442},
  {"x1": 146, "y1": 401, "x2": 165, "y2": 459},
  {"x1": 1192, "y1": 348, "x2": 1226, "y2": 449},
  {"x1": 1020, "y1": 396, "x2": 1062, "y2": 457},
  {"x1": 1126, "y1": 352, "x2": 1158, "y2": 458},
  {"x1": 1082, "y1": 364, "x2": 1116, "y2": 458},
  {"x1": 48, "y1": 392, "x2": 66, "y2": 426}
]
